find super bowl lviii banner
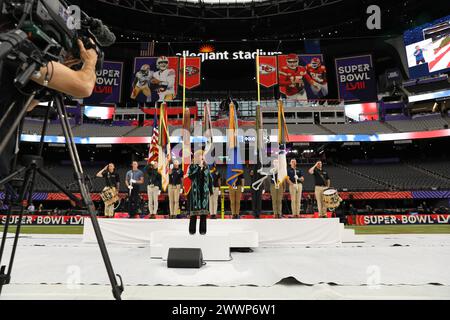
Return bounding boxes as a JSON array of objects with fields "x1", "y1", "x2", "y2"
[
  {"x1": 258, "y1": 56, "x2": 278, "y2": 88},
  {"x1": 131, "y1": 56, "x2": 179, "y2": 102},
  {"x1": 83, "y1": 61, "x2": 123, "y2": 104},
  {"x1": 335, "y1": 54, "x2": 377, "y2": 103},
  {"x1": 179, "y1": 57, "x2": 201, "y2": 89},
  {"x1": 278, "y1": 54, "x2": 328, "y2": 101}
]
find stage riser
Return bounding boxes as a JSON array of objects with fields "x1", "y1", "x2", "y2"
[{"x1": 83, "y1": 218, "x2": 347, "y2": 247}]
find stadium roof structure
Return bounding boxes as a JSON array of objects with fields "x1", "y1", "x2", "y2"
[
  {"x1": 73, "y1": 0, "x2": 450, "y2": 42},
  {"x1": 95, "y1": 0, "x2": 342, "y2": 19}
]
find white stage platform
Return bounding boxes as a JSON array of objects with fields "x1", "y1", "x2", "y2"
[
  {"x1": 2, "y1": 234, "x2": 450, "y2": 298},
  {"x1": 83, "y1": 218, "x2": 361, "y2": 247}
]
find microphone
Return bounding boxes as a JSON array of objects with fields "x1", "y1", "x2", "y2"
[{"x1": 86, "y1": 18, "x2": 116, "y2": 47}]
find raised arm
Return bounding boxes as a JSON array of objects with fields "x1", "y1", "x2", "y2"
[
  {"x1": 31, "y1": 39, "x2": 98, "y2": 98},
  {"x1": 308, "y1": 163, "x2": 317, "y2": 175},
  {"x1": 96, "y1": 165, "x2": 108, "y2": 178}
]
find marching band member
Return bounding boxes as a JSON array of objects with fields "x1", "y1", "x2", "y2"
[
  {"x1": 229, "y1": 174, "x2": 245, "y2": 219},
  {"x1": 96, "y1": 163, "x2": 120, "y2": 218},
  {"x1": 168, "y1": 159, "x2": 183, "y2": 218},
  {"x1": 268, "y1": 159, "x2": 284, "y2": 218},
  {"x1": 250, "y1": 167, "x2": 265, "y2": 219},
  {"x1": 145, "y1": 161, "x2": 162, "y2": 218},
  {"x1": 125, "y1": 161, "x2": 144, "y2": 218},
  {"x1": 287, "y1": 159, "x2": 304, "y2": 217},
  {"x1": 308, "y1": 161, "x2": 331, "y2": 218}
]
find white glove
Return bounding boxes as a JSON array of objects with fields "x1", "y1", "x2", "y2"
[
  {"x1": 130, "y1": 178, "x2": 136, "y2": 184},
  {"x1": 218, "y1": 191, "x2": 221, "y2": 196},
  {"x1": 170, "y1": 164, "x2": 173, "y2": 170},
  {"x1": 179, "y1": 189, "x2": 183, "y2": 194},
  {"x1": 158, "y1": 189, "x2": 161, "y2": 195},
  {"x1": 262, "y1": 189, "x2": 265, "y2": 194},
  {"x1": 128, "y1": 185, "x2": 133, "y2": 190},
  {"x1": 241, "y1": 187, "x2": 244, "y2": 193}
]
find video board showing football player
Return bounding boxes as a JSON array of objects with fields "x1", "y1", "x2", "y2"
[
  {"x1": 278, "y1": 54, "x2": 328, "y2": 101},
  {"x1": 131, "y1": 56, "x2": 179, "y2": 103}
]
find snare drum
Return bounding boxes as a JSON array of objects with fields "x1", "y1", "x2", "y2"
[
  {"x1": 322, "y1": 188, "x2": 342, "y2": 210},
  {"x1": 101, "y1": 186, "x2": 119, "y2": 206}
]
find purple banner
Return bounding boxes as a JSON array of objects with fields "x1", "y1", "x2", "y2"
[
  {"x1": 412, "y1": 190, "x2": 450, "y2": 199},
  {"x1": 84, "y1": 61, "x2": 123, "y2": 104},
  {"x1": 335, "y1": 54, "x2": 377, "y2": 103}
]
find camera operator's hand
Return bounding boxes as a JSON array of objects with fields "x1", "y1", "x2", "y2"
[
  {"x1": 31, "y1": 39, "x2": 98, "y2": 98},
  {"x1": 78, "y1": 38, "x2": 97, "y2": 68}
]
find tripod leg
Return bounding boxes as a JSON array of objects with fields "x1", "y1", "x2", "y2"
[
  {"x1": 0, "y1": 167, "x2": 27, "y2": 273},
  {"x1": 0, "y1": 166, "x2": 33, "y2": 294},
  {"x1": 55, "y1": 95, "x2": 123, "y2": 300}
]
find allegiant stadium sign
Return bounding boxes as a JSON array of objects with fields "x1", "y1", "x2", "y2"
[{"x1": 176, "y1": 49, "x2": 283, "y2": 62}]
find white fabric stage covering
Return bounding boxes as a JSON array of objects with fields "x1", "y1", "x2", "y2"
[
  {"x1": 83, "y1": 218, "x2": 345, "y2": 247},
  {"x1": 4, "y1": 234, "x2": 450, "y2": 288}
]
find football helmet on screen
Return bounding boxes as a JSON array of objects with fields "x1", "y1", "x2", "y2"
[
  {"x1": 311, "y1": 57, "x2": 321, "y2": 69},
  {"x1": 156, "y1": 56, "x2": 169, "y2": 70},
  {"x1": 286, "y1": 54, "x2": 299, "y2": 69}
]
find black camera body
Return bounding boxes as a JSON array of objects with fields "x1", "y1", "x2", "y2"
[{"x1": 1, "y1": 0, "x2": 114, "y2": 73}]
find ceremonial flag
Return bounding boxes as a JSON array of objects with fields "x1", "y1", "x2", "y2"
[
  {"x1": 258, "y1": 56, "x2": 278, "y2": 88},
  {"x1": 158, "y1": 102, "x2": 170, "y2": 191},
  {"x1": 147, "y1": 111, "x2": 159, "y2": 164},
  {"x1": 255, "y1": 104, "x2": 264, "y2": 167},
  {"x1": 276, "y1": 99, "x2": 289, "y2": 186},
  {"x1": 226, "y1": 102, "x2": 244, "y2": 187},
  {"x1": 179, "y1": 57, "x2": 201, "y2": 89},
  {"x1": 203, "y1": 100, "x2": 214, "y2": 160},
  {"x1": 182, "y1": 107, "x2": 192, "y2": 195}
]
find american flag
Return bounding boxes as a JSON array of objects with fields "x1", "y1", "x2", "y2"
[
  {"x1": 140, "y1": 41, "x2": 155, "y2": 57},
  {"x1": 147, "y1": 112, "x2": 159, "y2": 163}
]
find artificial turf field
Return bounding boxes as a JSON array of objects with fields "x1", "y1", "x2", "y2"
[{"x1": 1, "y1": 225, "x2": 450, "y2": 235}]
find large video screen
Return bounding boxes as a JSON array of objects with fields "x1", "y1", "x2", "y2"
[{"x1": 404, "y1": 15, "x2": 450, "y2": 79}]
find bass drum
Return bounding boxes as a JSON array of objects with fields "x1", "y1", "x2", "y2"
[
  {"x1": 101, "y1": 186, "x2": 119, "y2": 206},
  {"x1": 322, "y1": 188, "x2": 342, "y2": 210}
]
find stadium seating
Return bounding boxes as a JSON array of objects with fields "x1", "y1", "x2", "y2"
[
  {"x1": 14, "y1": 159, "x2": 449, "y2": 193},
  {"x1": 387, "y1": 114, "x2": 449, "y2": 132}
]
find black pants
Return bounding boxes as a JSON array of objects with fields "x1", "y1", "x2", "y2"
[
  {"x1": 128, "y1": 186, "x2": 141, "y2": 217},
  {"x1": 251, "y1": 189, "x2": 262, "y2": 217}
]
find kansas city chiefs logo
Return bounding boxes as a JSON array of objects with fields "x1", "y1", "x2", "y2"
[
  {"x1": 185, "y1": 66, "x2": 200, "y2": 76},
  {"x1": 259, "y1": 64, "x2": 275, "y2": 75}
]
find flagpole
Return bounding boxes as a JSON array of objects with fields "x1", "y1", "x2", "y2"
[
  {"x1": 256, "y1": 52, "x2": 261, "y2": 106},
  {"x1": 183, "y1": 55, "x2": 186, "y2": 113}
]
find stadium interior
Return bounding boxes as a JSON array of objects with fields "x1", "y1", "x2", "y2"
[
  {"x1": 1, "y1": 0, "x2": 450, "y2": 302},
  {"x1": 4, "y1": 0, "x2": 449, "y2": 218}
]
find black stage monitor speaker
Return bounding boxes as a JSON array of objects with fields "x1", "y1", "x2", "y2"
[{"x1": 167, "y1": 248, "x2": 204, "y2": 268}]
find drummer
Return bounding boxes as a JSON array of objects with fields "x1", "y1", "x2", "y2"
[
  {"x1": 308, "y1": 161, "x2": 330, "y2": 218},
  {"x1": 96, "y1": 163, "x2": 121, "y2": 218}
]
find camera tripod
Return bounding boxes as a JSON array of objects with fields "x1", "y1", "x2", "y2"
[{"x1": 0, "y1": 92, "x2": 124, "y2": 300}]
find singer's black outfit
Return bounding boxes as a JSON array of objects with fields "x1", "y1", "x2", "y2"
[{"x1": 187, "y1": 164, "x2": 213, "y2": 235}]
